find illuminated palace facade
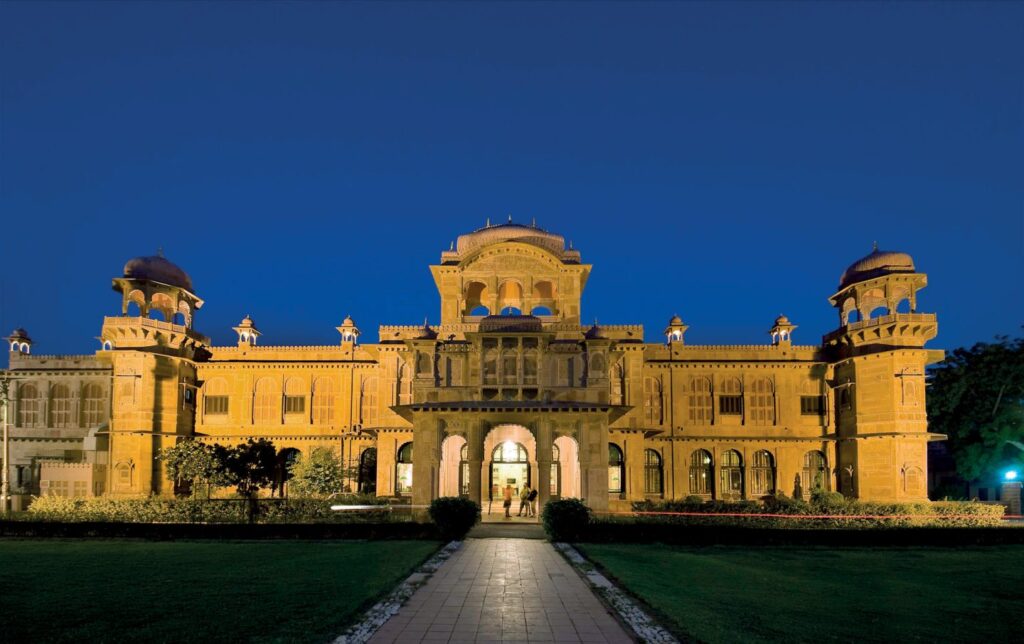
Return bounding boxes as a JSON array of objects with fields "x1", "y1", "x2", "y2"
[{"x1": 3, "y1": 222, "x2": 943, "y2": 512}]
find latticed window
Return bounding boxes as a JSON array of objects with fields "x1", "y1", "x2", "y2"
[
  {"x1": 608, "y1": 443, "x2": 624, "y2": 494},
  {"x1": 80, "y1": 383, "x2": 105, "y2": 426},
  {"x1": 360, "y1": 377, "x2": 378, "y2": 426},
  {"x1": 523, "y1": 350, "x2": 539, "y2": 385},
  {"x1": 312, "y1": 377, "x2": 335, "y2": 425},
  {"x1": 689, "y1": 449, "x2": 713, "y2": 495},
  {"x1": 203, "y1": 378, "x2": 229, "y2": 417},
  {"x1": 17, "y1": 383, "x2": 41, "y2": 428},
  {"x1": 483, "y1": 346, "x2": 498, "y2": 385},
  {"x1": 501, "y1": 350, "x2": 519, "y2": 384},
  {"x1": 749, "y1": 378, "x2": 775, "y2": 425},
  {"x1": 720, "y1": 449, "x2": 743, "y2": 499},
  {"x1": 283, "y1": 378, "x2": 306, "y2": 415},
  {"x1": 49, "y1": 384, "x2": 72, "y2": 428},
  {"x1": 719, "y1": 378, "x2": 742, "y2": 416},
  {"x1": 803, "y1": 450, "x2": 829, "y2": 493},
  {"x1": 395, "y1": 442, "x2": 414, "y2": 496},
  {"x1": 643, "y1": 377, "x2": 663, "y2": 425},
  {"x1": 751, "y1": 450, "x2": 776, "y2": 496},
  {"x1": 644, "y1": 449, "x2": 663, "y2": 496},
  {"x1": 688, "y1": 377, "x2": 713, "y2": 424},
  {"x1": 800, "y1": 395, "x2": 825, "y2": 416},
  {"x1": 253, "y1": 378, "x2": 280, "y2": 425}
]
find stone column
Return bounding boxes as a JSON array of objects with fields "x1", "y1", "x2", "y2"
[
  {"x1": 466, "y1": 420, "x2": 484, "y2": 508},
  {"x1": 412, "y1": 416, "x2": 441, "y2": 516},
  {"x1": 536, "y1": 419, "x2": 553, "y2": 515},
  {"x1": 580, "y1": 418, "x2": 610, "y2": 514}
]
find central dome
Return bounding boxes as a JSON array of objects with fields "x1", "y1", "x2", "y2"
[
  {"x1": 839, "y1": 247, "x2": 915, "y2": 289},
  {"x1": 456, "y1": 221, "x2": 566, "y2": 257},
  {"x1": 123, "y1": 254, "x2": 194, "y2": 291}
]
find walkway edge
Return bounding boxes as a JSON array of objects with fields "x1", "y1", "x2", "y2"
[
  {"x1": 554, "y1": 543, "x2": 679, "y2": 644},
  {"x1": 332, "y1": 540, "x2": 463, "y2": 644}
]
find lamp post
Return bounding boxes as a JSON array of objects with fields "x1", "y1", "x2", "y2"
[{"x1": 1, "y1": 373, "x2": 10, "y2": 516}]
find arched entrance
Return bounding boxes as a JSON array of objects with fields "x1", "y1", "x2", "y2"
[
  {"x1": 553, "y1": 435, "x2": 581, "y2": 499},
  {"x1": 439, "y1": 434, "x2": 468, "y2": 497},
  {"x1": 482, "y1": 424, "x2": 536, "y2": 520}
]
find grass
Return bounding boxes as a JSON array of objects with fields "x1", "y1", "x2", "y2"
[
  {"x1": 0, "y1": 539, "x2": 440, "y2": 643},
  {"x1": 578, "y1": 543, "x2": 1024, "y2": 643}
]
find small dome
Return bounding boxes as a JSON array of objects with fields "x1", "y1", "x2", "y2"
[
  {"x1": 479, "y1": 314, "x2": 543, "y2": 333},
  {"x1": 774, "y1": 314, "x2": 791, "y2": 326},
  {"x1": 6, "y1": 328, "x2": 31, "y2": 342},
  {"x1": 668, "y1": 315, "x2": 684, "y2": 326},
  {"x1": 840, "y1": 246, "x2": 915, "y2": 289},
  {"x1": 123, "y1": 254, "x2": 194, "y2": 291},
  {"x1": 584, "y1": 323, "x2": 607, "y2": 340}
]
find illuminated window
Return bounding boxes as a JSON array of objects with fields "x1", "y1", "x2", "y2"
[
  {"x1": 689, "y1": 449, "x2": 713, "y2": 495},
  {"x1": 395, "y1": 442, "x2": 414, "y2": 496},
  {"x1": 720, "y1": 450, "x2": 743, "y2": 499},
  {"x1": 751, "y1": 450, "x2": 776, "y2": 496},
  {"x1": 644, "y1": 449, "x2": 663, "y2": 496},
  {"x1": 608, "y1": 443, "x2": 624, "y2": 494},
  {"x1": 803, "y1": 450, "x2": 829, "y2": 493}
]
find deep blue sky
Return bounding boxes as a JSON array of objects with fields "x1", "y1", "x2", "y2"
[{"x1": 1, "y1": 2, "x2": 1021, "y2": 354}]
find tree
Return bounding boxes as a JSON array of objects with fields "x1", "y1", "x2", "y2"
[
  {"x1": 160, "y1": 440, "x2": 227, "y2": 498},
  {"x1": 215, "y1": 439, "x2": 278, "y2": 499},
  {"x1": 928, "y1": 334, "x2": 1024, "y2": 482},
  {"x1": 287, "y1": 448, "x2": 345, "y2": 497}
]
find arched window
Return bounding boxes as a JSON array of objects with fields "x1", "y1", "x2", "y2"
[
  {"x1": 203, "y1": 378, "x2": 229, "y2": 418},
  {"x1": 610, "y1": 363, "x2": 625, "y2": 405},
  {"x1": 644, "y1": 449, "x2": 663, "y2": 496},
  {"x1": 688, "y1": 377, "x2": 713, "y2": 424},
  {"x1": 751, "y1": 450, "x2": 776, "y2": 496},
  {"x1": 749, "y1": 378, "x2": 775, "y2": 425},
  {"x1": 49, "y1": 383, "x2": 72, "y2": 428},
  {"x1": 903, "y1": 465, "x2": 924, "y2": 496},
  {"x1": 253, "y1": 378, "x2": 280, "y2": 425},
  {"x1": 358, "y1": 448, "x2": 377, "y2": 494},
  {"x1": 283, "y1": 379, "x2": 306, "y2": 416},
  {"x1": 803, "y1": 450, "x2": 829, "y2": 493},
  {"x1": 459, "y1": 444, "x2": 470, "y2": 497},
  {"x1": 720, "y1": 450, "x2": 743, "y2": 500},
  {"x1": 530, "y1": 306, "x2": 553, "y2": 316},
  {"x1": 395, "y1": 442, "x2": 414, "y2": 496},
  {"x1": 608, "y1": 443, "x2": 624, "y2": 494},
  {"x1": 719, "y1": 377, "x2": 743, "y2": 416},
  {"x1": 492, "y1": 442, "x2": 528, "y2": 463},
  {"x1": 397, "y1": 364, "x2": 412, "y2": 404},
  {"x1": 523, "y1": 349, "x2": 539, "y2": 385},
  {"x1": 590, "y1": 353, "x2": 607, "y2": 376},
  {"x1": 360, "y1": 377, "x2": 378, "y2": 426},
  {"x1": 643, "y1": 377, "x2": 663, "y2": 425},
  {"x1": 689, "y1": 449, "x2": 713, "y2": 495},
  {"x1": 482, "y1": 347, "x2": 498, "y2": 385},
  {"x1": 80, "y1": 383, "x2": 105, "y2": 427},
  {"x1": 497, "y1": 280, "x2": 523, "y2": 311},
  {"x1": 17, "y1": 383, "x2": 41, "y2": 427},
  {"x1": 311, "y1": 377, "x2": 335, "y2": 425},
  {"x1": 465, "y1": 281, "x2": 489, "y2": 315},
  {"x1": 551, "y1": 443, "x2": 560, "y2": 497}
]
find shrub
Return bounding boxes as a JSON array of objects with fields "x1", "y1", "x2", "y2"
[
  {"x1": 428, "y1": 497, "x2": 480, "y2": 540},
  {"x1": 683, "y1": 495, "x2": 706, "y2": 504},
  {"x1": 811, "y1": 490, "x2": 848, "y2": 512},
  {"x1": 542, "y1": 498, "x2": 591, "y2": 541}
]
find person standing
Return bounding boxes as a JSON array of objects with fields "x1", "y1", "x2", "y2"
[
  {"x1": 527, "y1": 486, "x2": 539, "y2": 517},
  {"x1": 518, "y1": 484, "x2": 532, "y2": 517},
  {"x1": 503, "y1": 483, "x2": 514, "y2": 518}
]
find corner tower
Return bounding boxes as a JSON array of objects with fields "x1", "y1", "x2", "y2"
[
  {"x1": 824, "y1": 245, "x2": 943, "y2": 501},
  {"x1": 430, "y1": 219, "x2": 592, "y2": 324},
  {"x1": 101, "y1": 253, "x2": 209, "y2": 497}
]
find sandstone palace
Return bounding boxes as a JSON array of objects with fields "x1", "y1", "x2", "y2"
[{"x1": 2, "y1": 221, "x2": 943, "y2": 512}]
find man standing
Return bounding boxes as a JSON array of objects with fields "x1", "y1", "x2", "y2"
[
  {"x1": 503, "y1": 483, "x2": 514, "y2": 518},
  {"x1": 518, "y1": 484, "x2": 532, "y2": 517}
]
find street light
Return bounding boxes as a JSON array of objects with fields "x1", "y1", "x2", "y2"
[{"x1": 1005, "y1": 470, "x2": 1019, "y2": 481}]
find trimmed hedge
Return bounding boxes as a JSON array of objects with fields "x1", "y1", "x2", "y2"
[
  {"x1": 630, "y1": 496, "x2": 1006, "y2": 528},
  {"x1": 0, "y1": 520, "x2": 440, "y2": 540},
  {"x1": 429, "y1": 497, "x2": 480, "y2": 540},
  {"x1": 24, "y1": 495, "x2": 399, "y2": 525},
  {"x1": 542, "y1": 498, "x2": 591, "y2": 541}
]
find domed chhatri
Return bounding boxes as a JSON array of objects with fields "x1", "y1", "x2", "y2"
[
  {"x1": 123, "y1": 253, "x2": 194, "y2": 292},
  {"x1": 839, "y1": 243, "x2": 915, "y2": 289}
]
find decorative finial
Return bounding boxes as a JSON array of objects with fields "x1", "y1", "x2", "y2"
[
  {"x1": 449, "y1": 240, "x2": 454, "y2": 251},
  {"x1": 569, "y1": 240, "x2": 573, "y2": 249},
  {"x1": 486, "y1": 217, "x2": 490, "y2": 227},
  {"x1": 157, "y1": 246, "x2": 164, "y2": 257},
  {"x1": 508, "y1": 214, "x2": 512, "y2": 223},
  {"x1": 423, "y1": 316, "x2": 429, "y2": 327},
  {"x1": 872, "y1": 240, "x2": 878, "y2": 252},
  {"x1": 531, "y1": 217, "x2": 536, "y2": 227}
]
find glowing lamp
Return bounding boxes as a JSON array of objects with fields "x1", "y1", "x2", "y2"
[{"x1": 1005, "y1": 470, "x2": 1019, "y2": 481}]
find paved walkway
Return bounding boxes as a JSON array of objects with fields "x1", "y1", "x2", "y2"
[{"x1": 369, "y1": 539, "x2": 633, "y2": 643}]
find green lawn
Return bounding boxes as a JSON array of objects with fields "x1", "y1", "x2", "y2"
[
  {"x1": 579, "y1": 543, "x2": 1024, "y2": 643},
  {"x1": 0, "y1": 539, "x2": 439, "y2": 643}
]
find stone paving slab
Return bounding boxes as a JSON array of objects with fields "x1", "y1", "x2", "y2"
[{"x1": 368, "y1": 539, "x2": 633, "y2": 644}]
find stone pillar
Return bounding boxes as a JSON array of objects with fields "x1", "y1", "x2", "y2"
[
  {"x1": 1002, "y1": 481, "x2": 1022, "y2": 517},
  {"x1": 536, "y1": 420, "x2": 553, "y2": 515},
  {"x1": 412, "y1": 417, "x2": 441, "y2": 517},
  {"x1": 467, "y1": 421, "x2": 484, "y2": 508},
  {"x1": 580, "y1": 419, "x2": 610, "y2": 514}
]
